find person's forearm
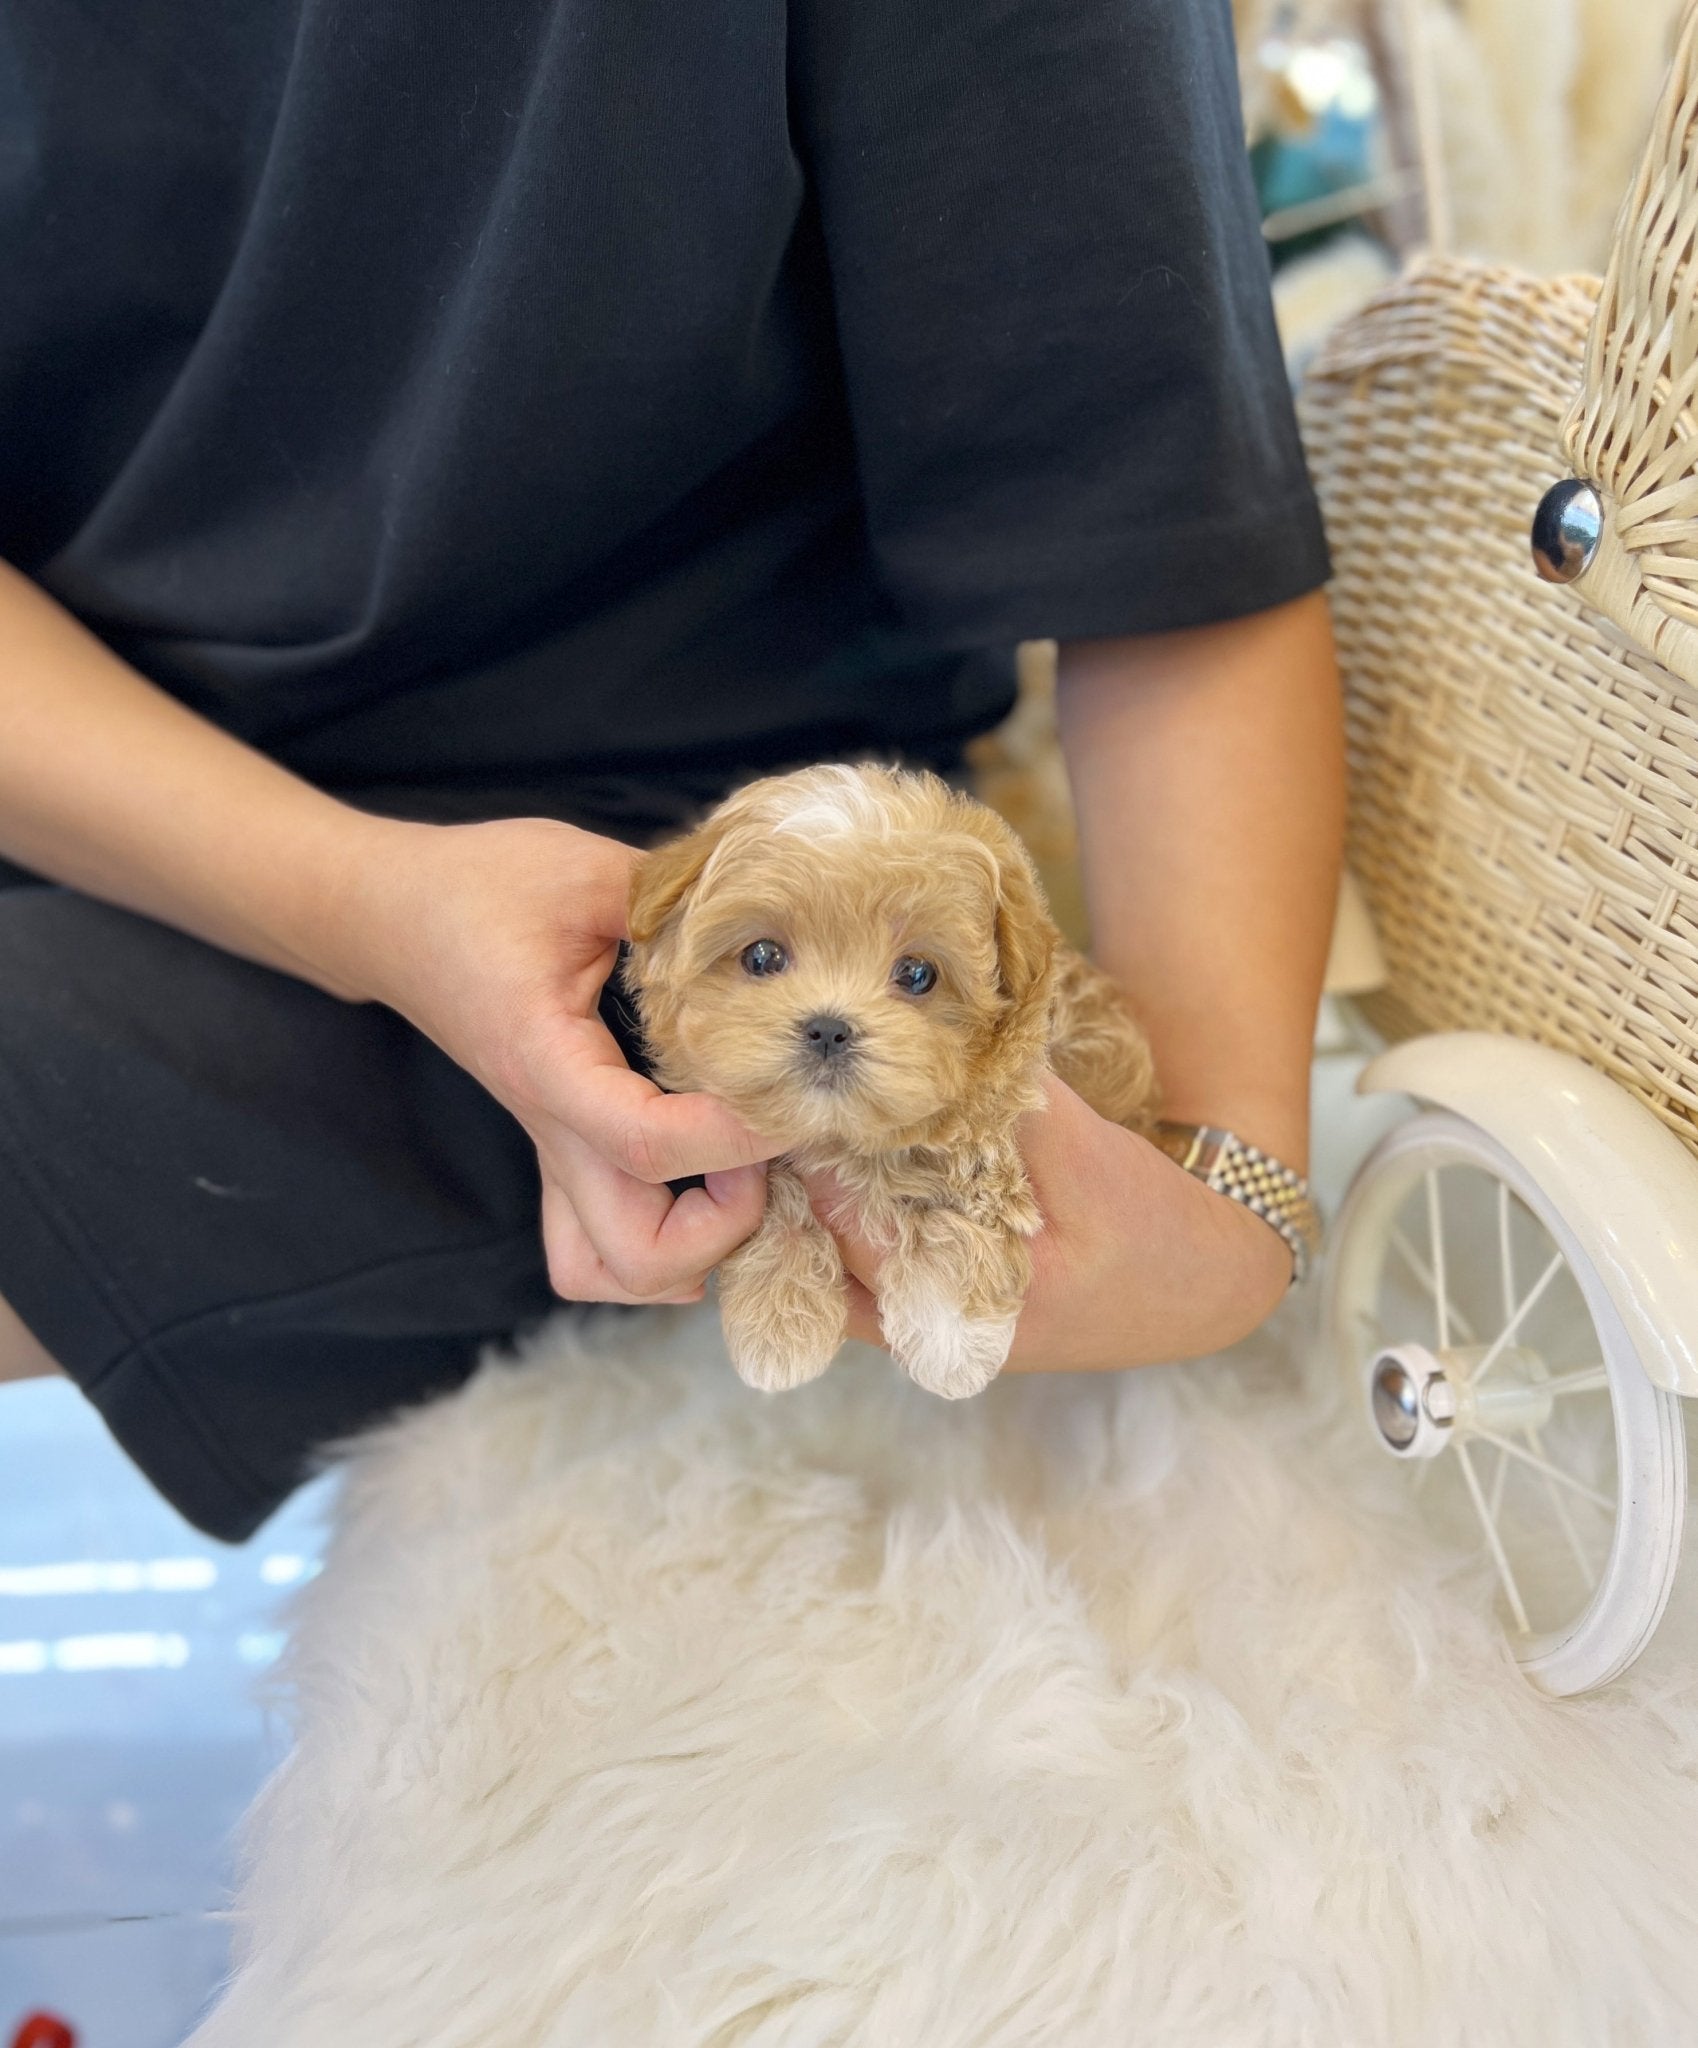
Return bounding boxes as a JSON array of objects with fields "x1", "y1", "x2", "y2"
[
  {"x1": 0, "y1": 557, "x2": 770, "y2": 1308},
  {"x1": 0, "y1": 556, "x2": 388, "y2": 997},
  {"x1": 1056, "y1": 589, "x2": 1345, "y2": 1173}
]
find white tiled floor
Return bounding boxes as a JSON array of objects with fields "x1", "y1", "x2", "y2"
[
  {"x1": 0, "y1": 1034, "x2": 1410, "y2": 2047},
  {"x1": 0, "y1": 1377, "x2": 335, "y2": 2046}
]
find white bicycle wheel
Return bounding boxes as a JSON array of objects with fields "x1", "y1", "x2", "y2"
[{"x1": 1326, "y1": 1110, "x2": 1686, "y2": 1694}]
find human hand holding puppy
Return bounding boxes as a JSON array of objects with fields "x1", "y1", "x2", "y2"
[
  {"x1": 346, "y1": 800, "x2": 1272, "y2": 1372},
  {"x1": 336, "y1": 814, "x2": 774, "y2": 1306},
  {"x1": 807, "y1": 1075, "x2": 1296, "y2": 1372},
  {"x1": 335, "y1": 783, "x2": 1281, "y2": 1378},
  {"x1": 350, "y1": 602, "x2": 1337, "y2": 1373}
]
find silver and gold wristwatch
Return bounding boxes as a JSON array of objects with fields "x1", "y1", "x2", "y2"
[{"x1": 1151, "y1": 1121, "x2": 1322, "y2": 1286}]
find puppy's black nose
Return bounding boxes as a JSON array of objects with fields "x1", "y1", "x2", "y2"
[{"x1": 800, "y1": 1013, "x2": 856, "y2": 1061}]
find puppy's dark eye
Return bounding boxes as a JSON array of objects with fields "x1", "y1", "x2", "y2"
[
  {"x1": 891, "y1": 955, "x2": 938, "y2": 997},
  {"x1": 740, "y1": 938, "x2": 789, "y2": 977}
]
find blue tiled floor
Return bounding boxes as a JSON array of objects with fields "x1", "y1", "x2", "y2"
[{"x1": 0, "y1": 1376, "x2": 335, "y2": 2046}]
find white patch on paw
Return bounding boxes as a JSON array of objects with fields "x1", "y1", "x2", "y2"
[
  {"x1": 729, "y1": 1333, "x2": 839, "y2": 1394},
  {"x1": 882, "y1": 1286, "x2": 1014, "y2": 1399}
]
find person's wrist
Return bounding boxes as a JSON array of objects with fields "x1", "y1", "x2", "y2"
[
  {"x1": 304, "y1": 811, "x2": 637, "y2": 1025},
  {"x1": 278, "y1": 803, "x2": 431, "y2": 1007},
  {"x1": 1002, "y1": 1130, "x2": 1294, "y2": 1376},
  {"x1": 1123, "y1": 1147, "x2": 1293, "y2": 1357},
  {"x1": 1198, "y1": 1167, "x2": 1296, "y2": 1322},
  {"x1": 1137, "y1": 1076, "x2": 1312, "y2": 1178},
  {"x1": 1134, "y1": 1126, "x2": 1293, "y2": 1333},
  {"x1": 1150, "y1": 1111, "x2": 1318, "y2": 1285}
]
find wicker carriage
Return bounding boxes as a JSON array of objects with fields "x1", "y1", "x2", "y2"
[{"x1": 1301, "y1": 2, "x2": 1698, "y2": 1692}]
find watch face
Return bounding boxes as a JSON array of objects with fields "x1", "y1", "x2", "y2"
[{"x1": 1152, "y1": 1120, "x2": 1212, "y2": 1174}]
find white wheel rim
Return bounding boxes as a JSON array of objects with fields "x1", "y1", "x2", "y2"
[{"x1": 1326, "y1": 1111, "x2": 1686, "y2": 1694}]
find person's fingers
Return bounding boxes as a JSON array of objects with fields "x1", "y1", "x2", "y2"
[
  {"x1": 540, "y1": 1178, "x2": 706, "y2": 1305},
  {"x1": 551, "y1": 1130, "x2": 767, "y2": 1298},
  {"x1": 540, "y1": 1014, "x2": 775, "y2": 1182}
]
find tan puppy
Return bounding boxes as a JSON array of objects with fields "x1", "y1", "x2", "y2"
[{"x1": 624, "y1": 764, "x2": 1155, "y2": 1398}]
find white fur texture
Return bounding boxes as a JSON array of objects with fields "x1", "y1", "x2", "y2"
[
  {"x1": 1424, "y1": 0, "x2": 1681, "y2": 274},
  {"x1": 880, "y1": 1282, "x2": 1017, "y2": 1400},
  {"x1": 768, "y1": 762, "x2": 893, "y2": 839},
  {"x1": 188, "y1": 1305, "x2": 1698, "y2": 2048}
]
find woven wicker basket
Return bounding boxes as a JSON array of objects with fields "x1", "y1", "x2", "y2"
[{"x1": 1299, "y1": 0, "x2": 1698, "y2": 1144}]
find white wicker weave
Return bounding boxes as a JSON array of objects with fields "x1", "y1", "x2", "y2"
[{"x1": 1299, "y1": 0, "x2": 1698, "y2": 1143}]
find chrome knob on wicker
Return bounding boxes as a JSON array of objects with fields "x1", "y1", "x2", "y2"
[{"x1": 1531, "y1": 478, "x2": 1603, "y2": 584}]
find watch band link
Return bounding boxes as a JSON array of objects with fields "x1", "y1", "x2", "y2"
[{"x1": 1150, "y1": 1120, "x2": 1322, "y2": 1287}]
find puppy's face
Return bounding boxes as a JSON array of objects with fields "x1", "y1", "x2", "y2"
[{"x1": 625, "y1": 767, "x2": 1056, "y2": 1155}]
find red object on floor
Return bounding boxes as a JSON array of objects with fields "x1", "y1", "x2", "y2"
[{"x1": 11, "y1": 2016, "x2": 77, "y2": 2048}]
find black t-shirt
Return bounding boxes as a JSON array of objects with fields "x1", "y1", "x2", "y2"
[{"x1": 0, "y1": 0, "x2": 1327, "y2": 840}]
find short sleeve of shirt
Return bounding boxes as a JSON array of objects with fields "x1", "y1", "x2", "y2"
[{"x1": 792, "y1": 0, "x2": 1329, "y2": 646}]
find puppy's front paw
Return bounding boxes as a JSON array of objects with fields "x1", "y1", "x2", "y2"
[
  {"x1": 880, "y1": 1284, "x2": 1015, "y2": 1400},
  {"x1": 718, "y1": 1231, "x2": 848, "y2": 1393},
  {"x1": 722, "y1": 1288, "x2": 847, "y2": 1392}
]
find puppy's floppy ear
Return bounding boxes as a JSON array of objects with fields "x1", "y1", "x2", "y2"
[
  {"x1": 958, "y1": 797, "x2": 1058, "y2": 1037},
  {"x1": 992, "y1": 840, "x2": 1058, "y2": 1032},
  {"x1": 628, "y1": 817, "x2": 726, "y2": 945}
]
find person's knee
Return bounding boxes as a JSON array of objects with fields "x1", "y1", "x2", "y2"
[{"x1": 0, "y1": 1290, "x2": 61, "y2": 1382}]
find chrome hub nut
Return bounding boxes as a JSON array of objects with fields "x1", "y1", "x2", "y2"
[{"x1": 1366, "y1": 1344, "x2": 1454, "y2": 1458}]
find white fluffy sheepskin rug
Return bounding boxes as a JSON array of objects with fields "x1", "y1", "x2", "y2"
[{"x1": 186, "y1": 1303, "x2": 1698, "y2": 2048}]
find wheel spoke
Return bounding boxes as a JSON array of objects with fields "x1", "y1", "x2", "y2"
[
  {"x1": 1540, "y1": 1366, "x2": 1611, "y2": 1399},
  {"x1": 1466, "y1": 1426, "x2": 1614, "y2": 1512},
  {"x1": 1470, "y1": 1251, "x2": 1564, "y2": 1387},
  {"x1": 1348, "y1": 1132, "x2": 1664, "y2": 1681},
  {"x1": 1525, "y1": 1425, "x2": 1599, "y2": 1591},
  {"x1": 1427, "y1": 1169, "x2": 1451, "y2": 1351},
  {"x1": 1389, "y1": 1230, "x2": 1480, "y2": 1343},
  {"x1": 1456, "y1": 1440, "x2": 1532, "y2": 1634}
]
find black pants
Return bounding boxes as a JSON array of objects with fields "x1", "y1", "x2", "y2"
[{"x1": 0, "y1": 861, "x2": 618, "y2": 1540}]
